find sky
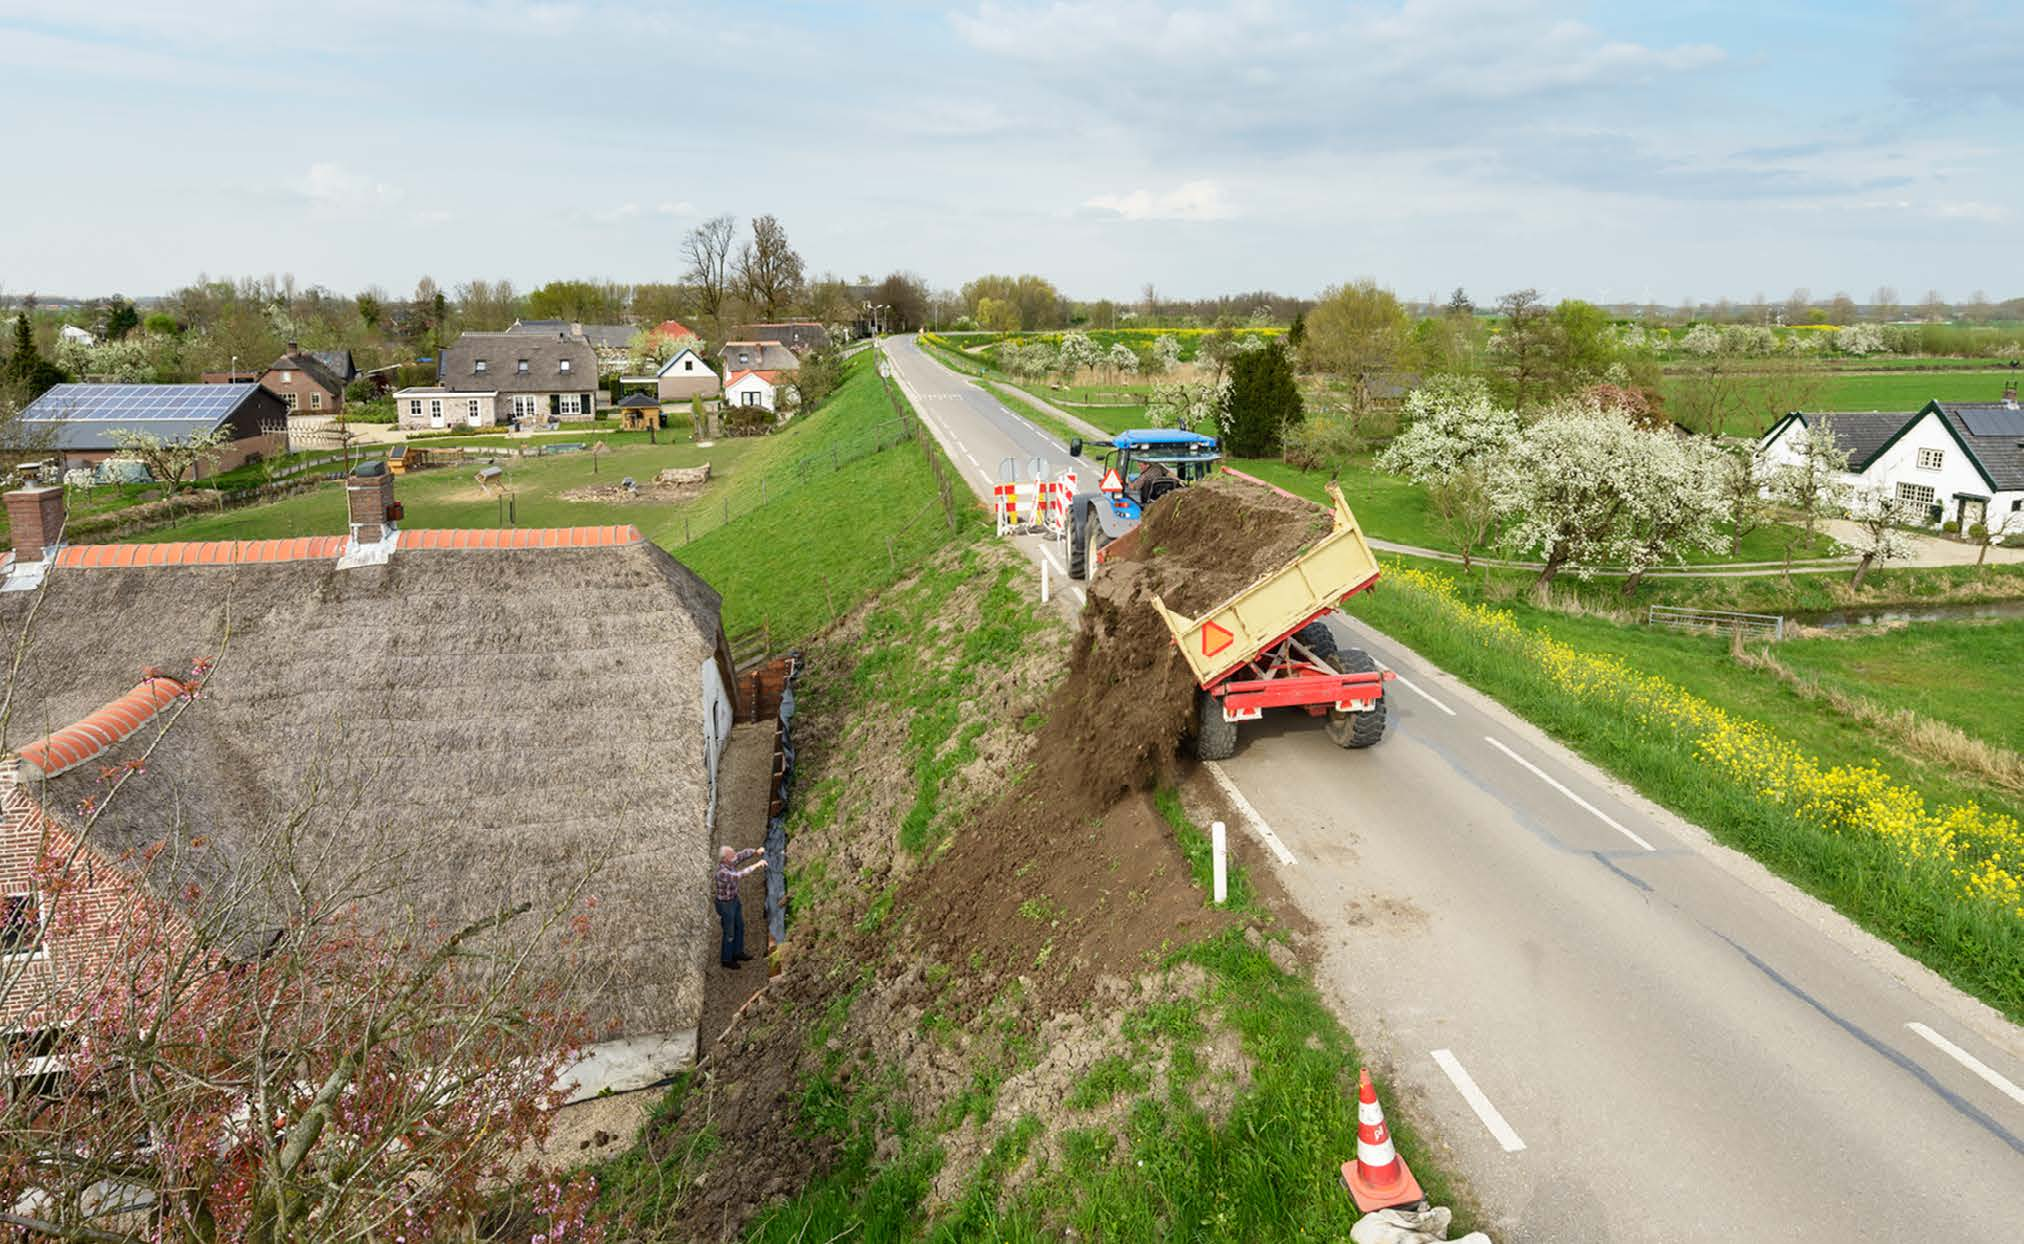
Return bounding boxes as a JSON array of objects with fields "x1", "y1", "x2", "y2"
[{"x1": 0, "y1": 0, "x2": 2018, "y2": 304}]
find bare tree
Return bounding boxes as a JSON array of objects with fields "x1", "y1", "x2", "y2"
[
  {"x1": 683, "y1": 214, "x2": 738, "y2": 322},
  {"x1": 736, "y1": 215, "x2": 804, "y2": 320},
  {"x1": 1492, "y1": 289, "x2": 1553, "y2": 412}
]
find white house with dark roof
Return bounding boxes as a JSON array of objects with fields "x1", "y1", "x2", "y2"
[{"x1": 1760, "y1": 391, "x2": 2024, "y2": 535}]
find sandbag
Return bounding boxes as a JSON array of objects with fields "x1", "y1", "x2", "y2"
[{"x1": 1350, "y1": 1204, "x2": 1494, "y2": 1244}]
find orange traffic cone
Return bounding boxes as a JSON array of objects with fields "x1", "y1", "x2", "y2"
[{"x1": 1341, "y1": 1068, "x2": 1424, "y2": 1213}]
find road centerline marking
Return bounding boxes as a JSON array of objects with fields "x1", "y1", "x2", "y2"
[
  {"x1": 1431, "y1": 1049, "x2": 1526, "y2": 1152},
  {"x1": 1908, "y1": 1023, "x2": 2024, "y2": 1107},
  {"x1": 1204, "y1": 762, "x2": 1296, "y2": 866},
  {"x1": 1482, "y1": 735, "x2": 1656, "y2": 852},
  {"x1": 1375, "y1": 663, "x2": 1455, "y2": 716}
]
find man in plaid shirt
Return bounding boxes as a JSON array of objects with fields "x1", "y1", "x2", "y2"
[{"x1": 714, "y1": 844, "x2": 767, "y2": 969}]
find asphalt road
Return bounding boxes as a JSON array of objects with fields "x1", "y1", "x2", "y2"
[{"x1": 884, "y1": 333, "x2": 2024, "y2": 1242}]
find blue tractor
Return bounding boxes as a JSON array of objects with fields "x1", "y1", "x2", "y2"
[{"x1": 1064, "y1": 428, "x2": 1223, "y2": 579}]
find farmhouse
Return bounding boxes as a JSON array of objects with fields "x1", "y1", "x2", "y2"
[
  {"x1": 258, "y1": 341, "x2": 348, "y2": 416},
  {"x1": 438, "y1": 330, "x2": 601, "y2": 424},
  {"x1": 17, "y1": 382, "x2": 287, "y2": 478},
  {"x1": 0, "y1": 474, "x2": 739, "y2": 1091},
  {"x1": 506, "y1": 319, "x2": 637, "y2": 374},
  {"x1": 1760, "y1": 392, "x2": 2024, "y2": 534}
]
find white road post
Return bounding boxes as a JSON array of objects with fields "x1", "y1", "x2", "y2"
[
  {"x1": 1041, "y1": 554, "x2": 1050, "y2": 604},
  {"x1": 1211, "y1": 820, "x2": 1228, "y2": 905}
]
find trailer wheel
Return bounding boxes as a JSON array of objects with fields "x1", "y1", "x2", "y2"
[
  {"x1": 1294, "y1": 621, "x2": 1337, "y2": 662},
  {"x1": 1324, "y1": 649, "x2": 1387, "y2": 750},
  {"x1": 1195, "y1": 690, "x2": 1238, "y2": 761},
  {"x1": 1068, "y1": 512, "x2": 1090, "y2": 580}
]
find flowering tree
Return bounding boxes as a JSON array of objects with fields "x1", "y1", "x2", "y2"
[
  {"x1": 108, "y1": 427, "x2": 230, "y2": 495},
  {"x1": 1105, "y1": 341, "x2": 1139, "y2": 381},
  {"x1": 1768, "y1": 422, "x2": 1851, "y2": 581},
  {"x1": 1835, "y1": 323, "x2": 1887, "y2": 356},
  {"x1": 1145, "y1": 378, "x2": 1228, "y2": 432},
  {"x1": 1676, "y1": 324, "x2": 1722, "y2": 357},
  {"x1": 1149, "y1": 334, "x2": 1181, "y2": 375},
  {"x1": 1055, "y1": 332, "x2": 1100, "y2": 379},
  {"x1": 1615, "y1": 431, "x2": 1733, "y2": 592},
  {"x1": 1843, "y1": 485, "x2": 1919, "y2": 589},
  {"x1": 1376, "y1": 376, "x2": 1520, "y2": 484}
]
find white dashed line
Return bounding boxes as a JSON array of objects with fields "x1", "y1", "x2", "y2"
[
  {"x1": 1374, "y1": 662, "x2": 1455, "y2": 716},
  {"x1": 1431, "y1": 1049, "x2": 1527, "y2": 1152},
  {"x1": 1907, "y1": 1023, "x2": 2024, "y2": 1107},
  {"x1": 1482, "y1": 735, "x2": 1656, "y2": 852},
  {"x1": 1204, "y1": 762, "x2": 1296, "y2": 866}
]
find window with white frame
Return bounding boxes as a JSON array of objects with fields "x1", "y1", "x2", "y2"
[
  {"x1": 467, "y1": 400, "x2": 480, "y2": 419},
  {"x1": 742, "y1": 390, "x2": 759, "y2": 407},
  {"x1": 512, "y1": 395, "x2": 538, "y2": 417},
  {"x1": 310, "y1": 392, "x2": 323, "y2": 410},
  {"x1": 1896, "y1": 481, "x2": 1937, "y2": 508},
  {"x1": 474, "y1": 359, "x2": 488, "y2": 374},
  {"x1": 409, "y1": 400, "x2": 424, "y2": 418},
  {"x1": 282, "y1": 392, "x2": 298, "y2": 412},
  {"x1": 1916, "y1": 447, "x2": 1944, "y2": 471},
  {"x1": 280, "y1": 370, "x2": 294, "y2": 383},
  {"x1": 2, "y1": 892, "x2": 44, "y2": 958},
  {"x1": 559, "y1": 359, "x2": 572, "y2": 373},
  {"x1": 429, "y1": 399, "x2": 443, "y2": 420},
  {"x1": 557, "y1": 393, "x2": 583, "y2": 416}
]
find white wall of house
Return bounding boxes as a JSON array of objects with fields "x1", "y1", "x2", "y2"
[
  {"x1": 656, "y1": 349, "x2": 722, "y2": 401},
  {"x1": 725, "y1": 372, "x2": 777, "y2": 413},
  {"x1": 395, "y1": 389, "x2": 498, "y2": 430},
  {"x1": 1763, "y1": 414, "x2": 2020, "y2": 531}
]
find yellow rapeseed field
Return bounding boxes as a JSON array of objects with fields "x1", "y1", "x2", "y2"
[{"x1": 1384, "y1": 563, "x2": 2024, "y2": 922}]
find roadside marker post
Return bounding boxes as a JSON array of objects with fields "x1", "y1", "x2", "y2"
[
  {"x1": 1041, "y1": 555, "x2": 1050, "y2": 605},
  {"x1": 1211, "y1": 820, "x2": 1228, "y2": 905}
]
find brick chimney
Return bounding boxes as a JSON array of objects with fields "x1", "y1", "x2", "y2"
[
  {"x1": 345, "y1": 461, "x2": 396, "y2": 544},
  {"x1": 5, "y1": 486, "x2": 66, "y2": 563}
]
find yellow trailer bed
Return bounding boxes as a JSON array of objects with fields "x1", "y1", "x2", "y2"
[{"x1": 1149, "y1": 481, "x2": 1382, "y2": 689}]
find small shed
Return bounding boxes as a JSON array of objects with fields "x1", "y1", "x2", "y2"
[{"x1": 617, "y1": 391, "x2": 663, "y2": 431}]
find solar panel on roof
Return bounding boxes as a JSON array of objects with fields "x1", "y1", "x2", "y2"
[{"x1": 1960, "y1": 409, "x2": 2024, "y2": 438}]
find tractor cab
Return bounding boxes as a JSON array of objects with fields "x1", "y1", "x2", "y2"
[{"x1": 1067, "y1": 428, "x2": 1222, "y2": 522}]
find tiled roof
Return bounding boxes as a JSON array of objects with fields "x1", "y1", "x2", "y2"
[
  {"x1": 1935, "y1": 402, "x2": 2024, "y2": 491},
  {"x1": 52, "y1": 527, "x2": 645, "y2": 570},
  {"x1": 725, "y1": 370, "x2": 781, "y2": 387},
  {"x1": 16, "y1": 674, "x2": 188, "y2": 780},
  {"x1": 1795, "y1": 411, "x2": 1919, "y2": 471}
]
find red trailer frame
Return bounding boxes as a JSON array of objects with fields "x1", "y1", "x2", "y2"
[{"x1": 1202, "y1": 605, "x2": 1394, "y2": 722}]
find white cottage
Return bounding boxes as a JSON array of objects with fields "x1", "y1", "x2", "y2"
[
  {"x1": 725, "y1": 368, "x2": 786, "y2": 414},
  {"x1": 1760, "y1": 395, "x2": 2024, "y2": 536}
]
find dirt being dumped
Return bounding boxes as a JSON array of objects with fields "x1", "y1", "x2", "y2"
[{"x1": 1034, "y1": 477, "x2": 1331, "y2": 820}]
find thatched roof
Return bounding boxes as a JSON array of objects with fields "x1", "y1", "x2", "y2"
[{"x1": 0, "y1": 530, "x2": 726, "y2": 1042}]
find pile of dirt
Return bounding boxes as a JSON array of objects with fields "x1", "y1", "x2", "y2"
[
  {"x1": 559, "y1": 477, "x2": 708, "y2": 504},
  {"x1": 1037, "y1": 477, "x2": 1331, "y2": 820}
]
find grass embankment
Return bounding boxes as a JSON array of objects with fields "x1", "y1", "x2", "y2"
[
  {"x1": 1344, "y1": 563, "x2": 2024, "y2": 1019},
  {"x1": 973, "y1": 380, "x2": 1083, "y2": 445},
  {"x1": 593, "y1": 542, "x2": 1475, "y2": 1240},
  {"x1": 1229, "y1": 457, "x2": 1843, "y2": 566}
]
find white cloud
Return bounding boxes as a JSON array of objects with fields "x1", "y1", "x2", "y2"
[
  {"x1": 1084, "y1": 180, "x2": 1234, "y2": 222},
  {"x1": 655, "y1": 200, "x2": 697, "y2": 217},
  {"x1": 296, "y1": 162, "x2": 401, "y2": 213}
]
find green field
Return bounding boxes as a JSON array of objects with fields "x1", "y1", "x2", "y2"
[
  {"x1": 1659, "y1": 368, "x2": 2022, "y2": 434},
  {"x1": 1776, "y1": 619, "x2": 2024, "y2": 753}
]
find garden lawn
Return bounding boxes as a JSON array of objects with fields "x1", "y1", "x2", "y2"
[
  {"x1": 1345, "y1": 563, "x2": 2024, "y2": 1019},
  {"x1": 1775, "y1": 619, "x2": 2024, "y2": 753}
]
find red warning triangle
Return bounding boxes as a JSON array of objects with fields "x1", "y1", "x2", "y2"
[
  {"x1": 1099, "y1": 468, "x2": 1124, "y2": 493},
  {"x1": 1200, "y1": 620, "x2": 1234, "y2": 657}
]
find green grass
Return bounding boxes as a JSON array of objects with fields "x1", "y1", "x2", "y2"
[
  {"x1": 1344, "y1": 564, "x2": 2024, "y2": 1019},
  {"x1": 1775, "y1": 618, "x2": 2024, "y2": 753},
  {"x1": 1659, "y1": 368, "x2": 2024, "y2": 436}
]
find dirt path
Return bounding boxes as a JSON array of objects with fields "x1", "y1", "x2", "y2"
[{"x1": 696, "y1": 722, "x2": 777, "y2": 1056}]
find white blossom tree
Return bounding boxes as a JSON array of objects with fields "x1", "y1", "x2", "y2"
[
  {"x1": 1106, "y1": 341, "x2": 1139, "y2": 381},
  {"x1": 1489, "y1": 399, "x2": 1667, "y2": 589},
  {"x1": 1145, "y1": 378, "x2": 1229, "y2": 432},
  {"x1": 1616, "y1": 432, "x2": 1734, "y2": 592},
  {"x1": 1677, "y1": 324, "x2": 1722, "y2": 356},
  {"x1": 109, "y1": 427, "x2": 230, "y2": 494},
  {"x1": 1844, "y1": 485, "x2": 1919, "y2": 588},
  {"x1": 1376, "y1": 375, "x2": 1521, "y2": 485},
  {"x1": 1150, "y1": 334, "x2": 1181, "y2": 375},
  {"x1": 1835, "y1": 322, "x2": 1887, "y2": 356},
  {"x1": 1056, "y1": 331, "x2": 1100, "y2": 379},
  {"x1": 1768, "y1": 422, "x2": 1851, "y2": 581}
]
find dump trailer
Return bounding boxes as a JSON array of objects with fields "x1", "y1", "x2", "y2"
[{"x1": 1149, "y1": 481, "x2": 1394, "y2": 759}]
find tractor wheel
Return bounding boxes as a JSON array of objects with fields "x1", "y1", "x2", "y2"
[
  {"x1": 1324, "y1": 649, "x2": 1388, "y2": 750},
  {"x1": 1195, "y1": 690, "x2": 1238, "y2": 762},
  {"x1": 1294, "y1": 620, "x2": 1338, "y2": 662},
  {"x1": 1068, "y1": 512, "x2": 1090, "y2": 580}
]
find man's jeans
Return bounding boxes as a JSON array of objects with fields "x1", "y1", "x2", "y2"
[{"x1": 716, "y1": 896, "x2": 744, "y2": 965}]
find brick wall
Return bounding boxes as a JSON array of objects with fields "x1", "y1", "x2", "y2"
[
  {"x1": 260, "y1": 368, "x2": 343, "y2": 415},
  {"x1": 0, "y1": 767, "x2": 182, "y2": 1030}
]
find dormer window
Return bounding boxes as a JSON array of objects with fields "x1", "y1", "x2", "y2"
[
  {"x1": 560, "y1": 359, "x2": 572, "y2": 373},
  {"x1": 517, "y1": 359, "x2": 529, "y2": 374},
  {"x1": 737, "y1": 351, "x2": 751, "y2": 365},
  {"x1": 474, "y1": 359, "x2": 487, "y2": 374}
]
